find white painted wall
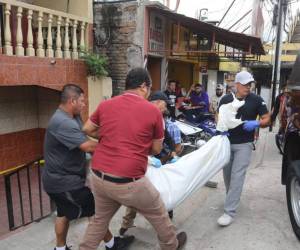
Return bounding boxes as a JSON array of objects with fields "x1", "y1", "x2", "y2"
[
  {"x1": 88, "y1": 77, "x2": 112, "y2": 115},
  {"x1": 207, "y1": 70, "x2": 218, "y2": 98}
]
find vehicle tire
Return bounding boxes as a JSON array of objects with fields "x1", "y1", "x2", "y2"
[
  {"x1": 286, "y1": 167, "x2": 300, "y2": 240},
  {"x1": 275, "y1": 133, "x2": 284, "y2": 155}
]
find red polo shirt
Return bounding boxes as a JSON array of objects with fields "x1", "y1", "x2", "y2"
[{"x1": 90, "y1": 93, "x2": 164, "y2": 178}]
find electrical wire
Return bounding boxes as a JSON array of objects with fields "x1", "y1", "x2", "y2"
[{"x1": 221, "y1": 0, "x2": 245, "y2": 28}]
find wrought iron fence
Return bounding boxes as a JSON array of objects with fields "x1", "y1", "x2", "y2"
[{"x1": 2, "y1": 158, "x2": 53, "y2": 232}]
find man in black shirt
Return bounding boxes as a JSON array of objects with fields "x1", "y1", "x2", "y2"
[
  {"x1": 217, "y1": 71, "x2": 270, "y2": 226},
  {"x1": 164, "y1": 80, "x2": 178, "y2": 119}
]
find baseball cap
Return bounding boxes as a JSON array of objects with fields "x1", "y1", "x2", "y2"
[
  {"x1": 235, "y1": 71, "x2": 255, "y2": 85},
  {"x1": 149, "y1": 91, "x2": 171, "y2": 104},
  {"x1": 216, "y1": 84, "x2": 224, "y2": 90}
]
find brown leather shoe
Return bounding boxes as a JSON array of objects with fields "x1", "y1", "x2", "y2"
[{"x1": 176, "y1": 231, "x2": 187, "y2": 249}]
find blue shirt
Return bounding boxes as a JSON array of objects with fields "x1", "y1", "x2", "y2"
[{"x1": 166, "y1": 119, "x2": 181, "y2": 144}]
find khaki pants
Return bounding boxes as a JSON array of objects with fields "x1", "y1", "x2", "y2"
[
  {"x1": 121, "y1": 207, "x2": 137, "y2": 229},
  {"x1": 80, "y1": 173, "x2": 178, "y2": 250}
]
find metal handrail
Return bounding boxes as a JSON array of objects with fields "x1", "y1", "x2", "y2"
[{"x1": 2, "y1": 158, "x2": 53, "y2": 231}]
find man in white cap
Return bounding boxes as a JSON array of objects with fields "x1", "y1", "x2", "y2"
[
  {"x1": 217, "y1": 71, "x2": 270, "y2": 226},
  {"x1": 210, "y1": 84, "x2": 225, "y2": 115}
]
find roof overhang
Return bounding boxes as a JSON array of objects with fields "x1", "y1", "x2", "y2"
[{"x1": 146, "y1": 5, "x2": 265, "y2": 56}]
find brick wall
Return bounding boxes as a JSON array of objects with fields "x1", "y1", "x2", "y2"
[
  {"x1": 0, "y1": 128, "x2": 44, "y2": 172},
  {"x1": 94, "y1": 1, "x2": 144, "y2": 95}
]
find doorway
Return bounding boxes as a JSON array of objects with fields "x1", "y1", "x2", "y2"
[{"x1": 147, "y1": 56, "x2": 162, "y2": 91}]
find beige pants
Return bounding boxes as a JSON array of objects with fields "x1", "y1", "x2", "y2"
[{"x1": 80, "y1": 173, "x2": 178, "y2": 250}]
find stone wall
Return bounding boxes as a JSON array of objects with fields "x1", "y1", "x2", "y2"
[{"x1": 94, "y1": 1, "x2": 145, "y2": 95}]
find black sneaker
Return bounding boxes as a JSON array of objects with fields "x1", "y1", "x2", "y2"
[{"x1": 105, "y1": 235, "x2": 135, "y2": 250}]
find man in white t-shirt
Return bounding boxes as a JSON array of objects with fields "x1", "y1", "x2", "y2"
[{"x1": 210, "y1": 84, "x2": 225, "y2": 114}]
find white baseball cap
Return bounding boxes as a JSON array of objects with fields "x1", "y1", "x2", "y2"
[{"x1": 235, "y1": 71, "x2": 255, "y2": 85}]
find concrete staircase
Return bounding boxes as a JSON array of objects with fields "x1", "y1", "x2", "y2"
[{"x1": 290, "y1": 13, "x2": 300, "y2": 43}]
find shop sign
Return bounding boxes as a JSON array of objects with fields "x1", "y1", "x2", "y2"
[
  {"x1": 219, "y1": 61, "x2": 240, "y2": 72},
  {"x1": 149, "y1": 12, "x2": 165, "y2": 55}
]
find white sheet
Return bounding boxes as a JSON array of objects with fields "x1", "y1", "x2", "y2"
[
  {"x1": 146, "y1": 135, "x2": 230, "y2": 210},
  {"x1": 146, "y1": 94, "x2": 245, "y2": 210}
]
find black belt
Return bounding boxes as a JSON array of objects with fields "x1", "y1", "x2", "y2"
[{"x1": 92, "y1": 169, "x2": 140, "y2": 183}]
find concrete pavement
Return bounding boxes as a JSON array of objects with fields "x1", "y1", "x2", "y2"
[{"x1": 0, "y1": 128, "x2": 299, "y2": 250}]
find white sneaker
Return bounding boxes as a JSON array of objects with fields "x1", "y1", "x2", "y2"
[{"x1": 217, "y1": 213, "x2": 234, "y2": 226}]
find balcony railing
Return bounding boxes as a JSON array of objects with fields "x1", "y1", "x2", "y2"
[{"x1": 0, "y1": 0, "x2": 90, "y2": 59}]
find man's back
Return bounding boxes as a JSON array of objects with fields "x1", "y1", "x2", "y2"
[
  {"x1": 90, "y1": 93, "x2": 164, "y2": 178},
  {"x1": 43, "y1": 109, "x2": 87, "y2": 193}
]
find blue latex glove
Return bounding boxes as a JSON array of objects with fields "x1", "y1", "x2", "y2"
[
  {"x1": 151, "y1": 157, "x2": 162, "y2": 168},
  {"x1": 86, "y1": 153, "x2": 92, "y2": 160},
  {"x1": 243, "y1": 120, "x2": 260, "y2": 132}
]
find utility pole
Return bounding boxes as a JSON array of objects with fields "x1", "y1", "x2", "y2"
[{"x1": 270, "y1": 0, "x2": 287, "y2": 131}]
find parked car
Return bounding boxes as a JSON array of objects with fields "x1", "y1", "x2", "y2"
[{"x1": 281, "y1": 52, "x2": 300, "y2": 240}]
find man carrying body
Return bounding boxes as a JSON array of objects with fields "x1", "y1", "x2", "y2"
[
  {"x1": 151, "y1": 91, "x2": 182, "y2": 163},
  {"x1": 80, "y1": 68, "x2": 187, "y2": 250},
  {"x1": 217, "y1": 71, "x2": 270, "y2": 226},
  {"x1": 118, "y1": 91, "x2": 182, "y2": 235},
  {"x1": 42, "y1": 84, "x2": 133, "y2": 250}
]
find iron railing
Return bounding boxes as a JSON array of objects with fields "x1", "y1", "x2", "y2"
[{"x1": 2, "y1": 158, "x2": 53, "y2": 231}]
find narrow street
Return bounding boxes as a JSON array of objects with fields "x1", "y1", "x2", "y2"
[{"x1": 0, "y1": 128, "x2": 299, "y2": 250}]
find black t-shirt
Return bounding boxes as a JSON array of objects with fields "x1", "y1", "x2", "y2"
[
  {"x1": 164, "y1": 90, "x2": 177, "y2": 118},
  {"x1": 219, "y1": 93, "x2": 268, "y2": 144}
]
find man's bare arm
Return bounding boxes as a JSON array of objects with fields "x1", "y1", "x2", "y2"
[
  {"x1": 83, "y1": 119, "x2": 99, "y2": 139},
  {"x1": 259, "y1": 113, "x2": 271, "y2": 128},
  {"x1": 79, "y1": 140, "x2": 97, "y2": 153},
  {"x1": 151, "y1": 139, "x2": 163, "y2": 155}
]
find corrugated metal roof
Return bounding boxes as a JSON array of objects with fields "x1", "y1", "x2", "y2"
[{"x1": 147, "y1": 5, "x2": 265, "y2": 55}]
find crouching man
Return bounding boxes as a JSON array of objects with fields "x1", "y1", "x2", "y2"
[{"x1": 42, "y1": 84, "x2": 134, "y2": 250}]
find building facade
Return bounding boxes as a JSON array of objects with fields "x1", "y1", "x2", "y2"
[{"x1": 94, "y1": 0, "x2": 264, "y2": 96}]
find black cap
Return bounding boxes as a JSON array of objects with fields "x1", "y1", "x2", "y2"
[{"x1": 149, "y1": 91, "x2": 171, "y2": 104}]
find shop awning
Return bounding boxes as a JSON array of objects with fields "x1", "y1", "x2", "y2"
[{"x1": 146, "y1": 5, "x2": 265, "y2": 55}]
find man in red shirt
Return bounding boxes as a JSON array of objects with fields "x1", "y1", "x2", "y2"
[{"x1": 79, "y1": 68, "x2": 187, "y2": 250}]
